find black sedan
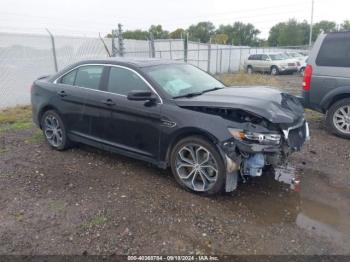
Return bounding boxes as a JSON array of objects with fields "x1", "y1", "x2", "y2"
[{"x1": 31, "y1": 58, "x2": 309, "y2": 195}]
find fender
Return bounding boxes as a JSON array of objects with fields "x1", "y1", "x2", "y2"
[{"x1": 320, "y1": 86, "x2": 350, "y2": 110}]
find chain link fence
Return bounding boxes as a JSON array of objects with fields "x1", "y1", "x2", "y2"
[{"x1": 0, "y1": 31, "x2": 307, "y2": 108}]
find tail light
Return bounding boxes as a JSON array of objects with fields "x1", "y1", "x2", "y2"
[{"x1": 302, "y1": 64, "x2": 313, "y2": 91}]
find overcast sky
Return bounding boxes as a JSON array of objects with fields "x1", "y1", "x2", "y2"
[{"x1": 0, "y1": 0, "x2": 349, "y2": 38}]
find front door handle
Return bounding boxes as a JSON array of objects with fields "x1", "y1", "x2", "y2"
[
  {"x1": 101, "y1": 99, "x2": 115, "y2": 106},
  {"x1": 57, "y1": 90, "x2": 67, "y2": 97}
]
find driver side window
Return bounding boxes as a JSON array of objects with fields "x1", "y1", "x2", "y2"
[{"x1": 107, "y1": 67, "x2": 150, "y2": 95}]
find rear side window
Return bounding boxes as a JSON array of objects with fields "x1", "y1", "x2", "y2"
[
  {"x1": 107, "y1": 67, "x2": 150, "y2": 95},
  {"x1": 316, "y1": 33, "x2": 350, "y2": 67},
  {"x1": 75, "y1": 65, "x2": 104, "y2": 89},
  {"x1": 60, "y1": 70, "x2": 77, "y2": 85}
]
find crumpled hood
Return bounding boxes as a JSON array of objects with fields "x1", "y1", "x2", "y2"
[{"x1": 174, "y1": 86, "x2": 304, "y2": 124}]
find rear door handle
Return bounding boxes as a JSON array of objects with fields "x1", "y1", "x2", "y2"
[
  {"x1": 57, "y1": 90, "x2": 67, "y2": 97},
  {"x1": 101, "y1": 99, "x2": 115, "y2": 106}
]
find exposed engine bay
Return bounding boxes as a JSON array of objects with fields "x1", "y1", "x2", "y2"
[{"x1": 181, "y1": 105, "x2": 309, "y2": 192}]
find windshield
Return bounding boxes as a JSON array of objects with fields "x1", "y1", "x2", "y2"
[
  {"x1": 269, "y1": 53, "x2": 288, "y2": 60},
  {"x1": 143, "y1": 64, "x2": 225, "y2": 98}
]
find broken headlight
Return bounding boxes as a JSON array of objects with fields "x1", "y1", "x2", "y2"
[{"x1": 228, "y1": 128, "x2": 281, "y2": 145}]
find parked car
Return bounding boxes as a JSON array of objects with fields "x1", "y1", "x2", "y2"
[
  {"x1": 244, "y1": 53, "x2": 298, "y2": 75},
  {"x1": 298, "y1": 56, "x2": 308, "y2": 76},
  {"x1": 284, "y1": 52, "x2": 308, "y2": 75},
  {"x1": 31, "y1": 59, "x2": 309, "y2": 195},
  {"x1": 303, "y1": 31, "x2": 350, "y2": 139}
]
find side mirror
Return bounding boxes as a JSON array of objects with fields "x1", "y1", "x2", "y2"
[{"x1": 127, "y1": 90, "x2": 157, "y2": 102}]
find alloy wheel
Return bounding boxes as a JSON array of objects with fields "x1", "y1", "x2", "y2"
[
  {"x1": 43, "y1": 114, "x2": 63, "y2": 147},
  {"x1": 333, "y1": 105, "x2": 350, "y2": 134},
  {"x1": 175, "y1": 144, "x2": 218, "y2": 192}
]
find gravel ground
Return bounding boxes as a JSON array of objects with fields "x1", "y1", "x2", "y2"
[{"x1": 0, "y1": 75, "x2": 349, "y2": 255}]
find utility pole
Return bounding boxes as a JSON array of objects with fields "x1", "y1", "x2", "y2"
[{"x1": 309, "y1": 0, "x2": 314, "y2": 48}]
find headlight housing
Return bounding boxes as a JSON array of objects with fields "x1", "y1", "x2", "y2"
[{"x1": 228, "y1": 128, "x2": 281, "y2": 145}]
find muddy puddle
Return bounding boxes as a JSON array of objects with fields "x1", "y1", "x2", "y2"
[{"x1": 235, "y1": 167, "x2": 350, "y2": 251}]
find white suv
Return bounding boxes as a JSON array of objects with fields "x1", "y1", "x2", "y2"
[{"x1": 244, "y1": 53, "x2": 299, "y2": 75}]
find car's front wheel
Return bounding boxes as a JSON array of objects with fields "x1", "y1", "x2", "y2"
[
  {"x1": 170, "y1": 136, "x2": 226, "y2": 195},
  {"x1": 270, "y1": 66, "x2": 279, "y2": 75},
  {"x1": 247, "y1": 66, "x2": 253, "y2": 74},
  {"x1": 326, "y1": 98, "x2": 350, "y2": 139},
  {"x1": 41, "y1": 110, "x2": 70, "y2": 150}
]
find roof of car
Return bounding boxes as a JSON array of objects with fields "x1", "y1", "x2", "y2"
[{"x1": 76, "y1": 57, "x2": 183, "y2": 68}]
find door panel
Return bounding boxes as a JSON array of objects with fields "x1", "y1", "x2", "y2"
[
  {"x1": 55, "y1": 65, "x2": 106, "y2": 137},
  {"x1": 95, "y1": 66, "x2": 162, "y2": 159},
  {"x1": 99, "y1": 94, "x2": 161, "y2": 158}
]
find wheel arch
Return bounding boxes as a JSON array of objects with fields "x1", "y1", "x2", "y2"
[
  {"x1": 164, "y1": 127, "x2": 220, "y2": 167},
  {"x1": 320, "y1": 87, "x2": 350, "y2": 112},
  {"x1": 37, "y1": 104, "x2": 61, "y2": 129}
]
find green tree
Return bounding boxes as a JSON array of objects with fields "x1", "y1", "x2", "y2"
[
  {"x1": 340, "y1": 20, "x2": 350, "y2": 31},
  {"x1": 268, "y1": 19, "x2": 310, "y2": 46},
  {"x1": 122, "y1": 30, "x2": 149, "y2": 40},
  {"x1": 187, "y1": 21, "x2": 215, "y2": 43},
  {"x1": 212, "y1": 33, "x2": 229, "y2": 44},
  {"x1": 169, "y1": 28, "x2": 185, "y2": 39},
  {"x1": 312, "y1": 20, "x2": 337, "y2": 41},
  {"x1": 216, "y1": 22, "x2": 261, "y2": 46},
  {"x1": 148, "y1": 25, "x2": 169, "y2": 39}
]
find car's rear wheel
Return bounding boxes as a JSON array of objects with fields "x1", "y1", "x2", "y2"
[
  {"x1": 41, "y1": 110, "x2": 70, "y2": 150},
  {"x1": 170, "y1": 136, "x2": 226, "y2": 195},
  {"x1": 270, "y1": 66, "x2": 279, "y2": 75},
  {"x1": 326, "y1": 98, "x2": 350, "y2": 139}
]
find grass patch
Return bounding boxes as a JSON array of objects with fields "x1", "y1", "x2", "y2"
[
  {"x1": 0, "y1": 148, "x2": 8, "y2": 155},
  {"x1": 48, "y1": 200, "x2": 66, "y2": 213},
  {"x1": 81, "y1": 215, "x2": 108, "y2": 231},
  {"x1": 305, "y1": 109, "x2": 324, "y2": 121},
  {"x1": 217, "y1": 72, "x2": 279, "y2": 87},
  {"x1": 0, "y1": 106, "x2": 33, "y2": 132}
]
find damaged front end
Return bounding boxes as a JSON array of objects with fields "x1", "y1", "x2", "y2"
[
  {"x1": 175, "y1": 87, "x2": 310, "y2": 192},
  {"x1": 221, "y1": 114, "x2": 309, "y2": 192}
]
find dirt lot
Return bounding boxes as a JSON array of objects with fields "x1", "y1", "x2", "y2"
[{"x1": 0, "y1": 74, "x2": 349, "y2": 255}]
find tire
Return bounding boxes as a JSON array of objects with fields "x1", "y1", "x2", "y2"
[
  {"x1": 300, "y1": 67, "x2": 305, "y2": 76},
  {"x1": 40, "y1": 110, "x2": 70, "y2": 150},
  {"x1": 270, "y1": 66, "x2": 279, "y2": 76},
  {"x1": 170, "y1": 136, "x2": 226, "y2": 195},
  {"x1": 247, "y1": 66, "x2": 253, "y2": 74},
  {"x1": 326, "y1": 98, "x2": 350, "y2": 139}
]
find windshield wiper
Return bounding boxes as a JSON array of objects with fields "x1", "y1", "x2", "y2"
[{"x1": 173, "y1": 87, "x2": 223, "y2": 99}]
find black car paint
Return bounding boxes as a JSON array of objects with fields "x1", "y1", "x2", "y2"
[{"x1": 31, "y1": 59, "x2": 307, "y2": 187}]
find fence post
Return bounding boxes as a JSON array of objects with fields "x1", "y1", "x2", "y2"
[
  {"x1": 184, "y1": 33, "x2": 188, "y2": 62},
  {"x1": 216, "y1": 46, "x2": 219, "y2": 74},
  {"x1": 111, "y1": 29, "x2": 117, "y2": 57},
  {"x1": 45, "y1": 29, "x2": 58, "y2": 72},
  {"x1": 207, "y1": 38, "x2": 211, "y2": 73},
  {"x1": 239, "y1": 48, "x2": 242, "y2": 71},
  {"x1": 228, "y1": 46, "x2": 232, "y2": 73},
  {"x1": 117, "y1": 24, "x2": 125, "y2": 57},
  {"x1": 197, "y1": 40, "x2": 200, "y2": 67},
  {"x1": 150, "y1": 33, "x2": 155, "y2": 58},
  {"x1": 169, "y1": 40, "x2": 173, "y2": 59},
  {"x1": 219, "y1": 49, "x2": 222, "y2": 74}
]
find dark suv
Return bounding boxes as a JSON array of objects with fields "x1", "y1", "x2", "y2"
[
  {"x1": 303, "y1": 32, "x2": 350, "y2": 138},
  {"x1": 31, "y1": 58, "x2": 308, "y2": 195}
]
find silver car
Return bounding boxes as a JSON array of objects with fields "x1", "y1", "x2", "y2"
[{"x1": 244, "y1": 53, "x2": 299, "y2": 75}]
